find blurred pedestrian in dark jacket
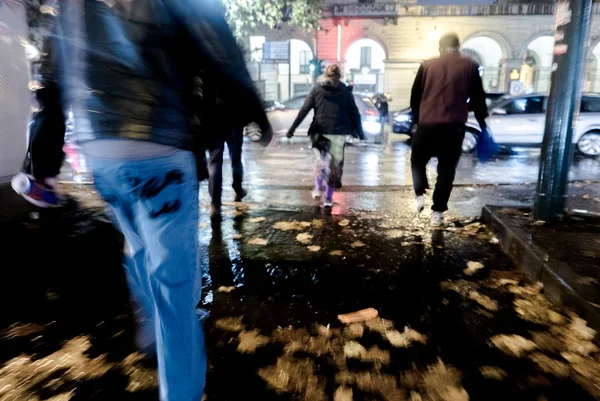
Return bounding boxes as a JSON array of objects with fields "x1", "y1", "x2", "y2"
[
  {"x1": 410, "y1": 33, "x2": 487, "y2": 227},
  {"x1": 201, "y1": 72, "x2": 248, "y2": 219},
  {"x1": 287, "y1": 65, "x2": 364, "y2": 208},
  {"x1": 17, "y1": 0, "x2": 271, "y2": 399}
]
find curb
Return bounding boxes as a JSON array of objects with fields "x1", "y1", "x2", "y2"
[{"x1": 482, "y1": 205, "x2": 600, "y2": 343}]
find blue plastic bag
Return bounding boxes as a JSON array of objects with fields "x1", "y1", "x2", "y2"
[{"x1": 477, "y1": 126, "x2": 500, "y2": 163}]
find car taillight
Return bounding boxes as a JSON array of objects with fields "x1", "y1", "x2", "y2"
[{"x1": 364, "y1": 109, "x2": 378, "y2": 116}]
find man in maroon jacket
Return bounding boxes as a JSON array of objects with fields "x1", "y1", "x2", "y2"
[{"x1": 410, "y1": 33, "x2": 488, "y2": 227}]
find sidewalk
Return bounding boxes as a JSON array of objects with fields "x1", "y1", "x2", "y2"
[
  {"x1": 483, "y1": 206, "x2": 600, "y2": 341},
  {"x1": 1, "y1": 186, "x2": 599, "y2": 400}
]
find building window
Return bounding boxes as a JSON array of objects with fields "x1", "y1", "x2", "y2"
[
  {"x1": 299, "y1": 50, "x2": 310, "y2": 74},
  {"x1": 360, "y1": 46, "x2": 372, "y2": 69}
]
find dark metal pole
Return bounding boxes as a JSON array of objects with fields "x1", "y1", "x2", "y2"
[{"x1": 534, "y1": 0, "x2": 593, "y2": 220}]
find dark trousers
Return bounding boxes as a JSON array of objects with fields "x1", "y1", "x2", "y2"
[
  {"x1": 207, "y1": 128, "x2": 244, "y2": 207},
  {"x1": 411, "y1": 124, "x2": 465, "y2": 212}
]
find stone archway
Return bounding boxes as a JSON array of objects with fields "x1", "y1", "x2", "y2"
[
  {"x1": 587, "y1": 40, "x2": 600, "y2": 92},
  {"x1": 521, "y1": 35, "x2": 554, "y2": 93},
  {"x1": 462, "y1": 36, "x2": 504, "y2": 92},
  {"x1": 344, "y1": 38, "x2": 387, "y2": 93}
]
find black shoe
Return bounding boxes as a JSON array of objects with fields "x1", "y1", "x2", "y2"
[{"x1": 234, "y1": 188, "x2": 248, "y2": 202}]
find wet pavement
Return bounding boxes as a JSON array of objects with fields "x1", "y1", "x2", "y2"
[
  {"x1": 1, "y1": 188, "x2": 599, "y2": 400},
  {"x1": 60, "y1": 137, "x2": 600, "y2": 217}
]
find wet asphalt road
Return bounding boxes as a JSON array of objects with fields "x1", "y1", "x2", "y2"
[{"x1": 1, "y1": 136, "x2": 599, "y2": 400}]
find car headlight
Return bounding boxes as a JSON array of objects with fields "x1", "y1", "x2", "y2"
[{"x1": 393, "y1": 114, "x2": 410, "y2": 123}]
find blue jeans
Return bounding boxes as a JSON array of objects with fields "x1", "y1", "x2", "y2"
[{"x1": 90, "y1": 151, "x2": 206, "y2": 401}]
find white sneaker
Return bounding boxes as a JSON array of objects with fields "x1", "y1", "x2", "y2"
[
  {"x1": 312, "y1": 189, "x2": 323, "y2": 199},
  {"x1": 415, "y1": 195, "x2": 425, "y2": 215},
  {"x1": 324, "y1": 198, "x2": 334, "y2": 208},
  {"x1": 431, "y1": 211, "x2": 444, "y2": 227}
]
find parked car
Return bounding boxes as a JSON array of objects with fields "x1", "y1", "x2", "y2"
[
  {"x1": 244, "y1": 92, "x2": 386, "y2": 143},
  {"x1": 392, "y1": 92, "x2": 506, "y2": 153},
  {"x1": 463, "y1": 93, "x2": 600, "y2": 157}
]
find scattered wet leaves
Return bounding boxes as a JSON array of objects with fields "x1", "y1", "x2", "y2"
[
  {"x1": 386, "y1": 327, "x2": 427, "y2": 348},
  {"x1": 329, "y1": 250, "x2": 343, "y2": 256},
  {"x1": 334, "y1": 386, "x2": 353, "y2": 401},
  {"x1": 490, "y1": 334, "x2": 536, "y2": 357},
  {"x1": 469, "y1": 291, "x2": 499, "y2": 312},
  {"x1": 464, "y1": 261, "x2": 485, "y2": 276},
  {"x1": 480, "y1": 366, "x2": 507, "y2": 380},
  {"x1": 258, "y1": 357, "x2": 326, "y2": 401},
  {"x1": 343, "y1": 323, "x2": 364, "y2": 339},
  {"x1": 248, "y1": 237, "x2": 268, "y2": 246},
  {"x1": 217, "y1": 286, "x2": 236, "y2": 293},
  {"x1": 311, "y1": 219, "x2": 325, "y2": 228},
  {"x1": 350, "y1": 241, "x2": 365, "y2": 248},
  {"x1": 296, "y1": 233, "x2": 314, "y2": 245},
  {"x1": 214, "y1": 317, "x2": 245, "y2": 332},
  {"x1": 273, "y1": 221, "x2": 312, "y2": 231},
  {"x1": 401, "y1": 359, "x2": 468, "y2": 401},
  {"x1": 237, "y1": 329, "x2": 270, "y2": 353},
  {"x1": 307, "y1": 246, "x2": 321, "y2": 252},
  {"x1": 0, "y1": 336, "x2": 116, "y2": 400},
  {"x1": 248, "y1": 216, "x2": 266, "y2": 223},
  {"x1": 385, "y1": 230, "x2": 404, "y2": 239},
  {"x1": 2, "y1": 323, "x2": 46, "y2": 339},
  {"x1": 365, "y1": 318, "x2": 394, "y2": 334},
  {"x1": 343, "y1": 341, "x2": 367, "y2": 359},
  {"x1": 355, "y1": 372, "x2": 404, "y2": 400},
  {"x1": 339, "y1": 219, "x2": 350, "y2": 227},
  {"x1": 528, "y1": 353, "x2": 570, "y2": 378}
]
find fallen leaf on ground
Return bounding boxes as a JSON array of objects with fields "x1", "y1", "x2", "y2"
[
  {"x1": 248, "y1": 217, "x2": 266, "y2": 223},
  {"x1": 386, "y1": 327, "x2": 427, "y2": 348},
  {"x1": 464, "y1": 261, "x2": 485, "y2": 276},
  {"x1": 344, "y1": 341, "x2": 367, "y2": 359},
  {"x1": 490, "y1": 334, "x2": 536, "y2": 357},
  {"x1": 528, "y1": 353, "x2": 570, "y2": 377},
  {"x1": 237, "y1": 330, "x2": 270, "y2": 353},
  {"x1": 217, "y1": 286, "x2": 236, "y2": 293},
  {"x1": 338, "y1": 219, "x2": 350, "y2": 227},
  {"x1": 350, "y1": 241, "x2": 365, "y2": 248},
  {"x1": 273, "y1": 221, "x2": 311, "y2": 231},
  {"x1": 296, "y1": 233, "x2": 313, "y2": 245},
  {"x1": 385, "y1": 230, "x2": 404, "y2": 239},
  {"x1": 480, "y1": 366, "x2": 507, "y2": 380},
  {"x1": 469, "y1": 291, "x2": 499, "y2": 312},
  {"x1": 311, "y1": 219, "x2": 324, "y2": 228},
  {"x1": 231, "y1": 234, "x2": 243, "y2": 240},
  {"x1": 258, "y1": 357, "x2": 326, "y2": 400},
  {"x1": 307, "y1": 246, "x2": 321, "y2": 252},
  {"x1": 248, "y1": 237, "x2": 268, "y2": 246},
  {"x1": 214, "y1": 317, "x2": 245, "y2": 332},
  {"x1": 334, "y1": 386, "x2": 353, "y2": 401},
  {"x1": 343, "y1": 323, "x2": 364, "y2": 338},
  {"x1": 329, "y1": 250, "x2": 343, "y2": 256},
  {"x1": 338, "y1": 308, "x2": 379, "y2": 324}
]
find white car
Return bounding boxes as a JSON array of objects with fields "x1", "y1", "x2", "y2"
[
  {"x1": 465, "y1": 93, "x2": 600, "y2": 157},
  {"x1": 245, "y1": 93, "x2": 385, "y2": 143}
]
